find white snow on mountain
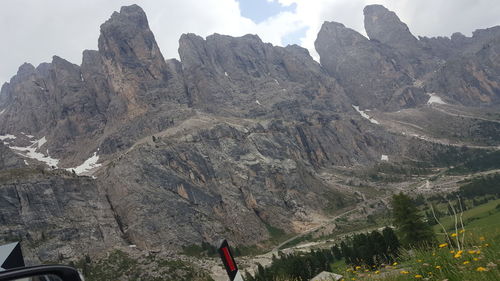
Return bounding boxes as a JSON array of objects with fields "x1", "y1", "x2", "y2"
[
  {"x1": 66, "y1": 152, "x2": 102, "y2": 175},
  {"x1": 427, "y1": 93, "x2": 447, "y2": 105},
  {"x1": 0, "y1": 134, "x2": 16, "y2": 141},
  {"x1": 9, "y1": 136, "x2": 59, "y2": 167},
  {"x1": 352, "y1": 105, "x2": 380, "y2": 125}
]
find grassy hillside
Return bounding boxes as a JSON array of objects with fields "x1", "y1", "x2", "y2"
[
  {"x1": 433, "y1": 199, "x2": 500, "y2": 235},
  {"x1": 337, "y1": 200, "x2": 500, "y2": 281}
]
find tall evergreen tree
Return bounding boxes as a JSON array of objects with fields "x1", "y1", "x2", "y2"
[
  {"x1": 391, "y1": 193, "x2": 436, "y2": 247},
  {"x1": 369, "y1": 230, "x2": 388, "y2": 264},
  {"x1": 331, "y1": 244, "x2": 342, "y2": 260},
  {"x1": 382, "y1": 227, "x2": 400, "y2": 261}
]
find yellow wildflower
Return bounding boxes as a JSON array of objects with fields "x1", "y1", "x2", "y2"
[
  {"x1": 473, "y1": 258, "x2": 479, "y2": 261},
  {"x1": 479, "y1": 236, "x2": 485, "y2": 241},
  {"x1": 475, "y1": 250, "x2": 481, "y2": 254},
  {"x1": 393, "y1": 262, "x2": 398, "y2": 266},
  {"x1": 476, "y1": 267, "x2": 488, "y2": 272},
  {"x1": 435, "y1": 266, "x2": 442, "y2": 269},
  {"x1": 400, "y1": 271, "x2": 410, "y2": 274},
  {"x1": 415, "y1": 274, "x2": 423, "y2": 278},
  {"x1": 438, "y1": 243, "x2": 448, "y2": 248},
  {"x1": 451, "y1": 233, "x2": 458, "y2": 237},
  {"x1": 351, "y1": 278, "x2": 356, "y2": 280},
  {"x1": 463, "y1": 261, "x2": 470, "y2": 264},
  {"x1": 355, "y1": 266, "x2": 361, "y2": 270},
  {"x1": 450, "y1": 250, "x2": 455, "y2": 254},
  {"x1": 468, "y1": 250, "x2": 476, "y2": 254},
  {"x1": 484, "y1": 243, "x2": 490, "y2": 247},
  {"x1": 417, "y1": 259, "x2": 423, "y2": 263},
  {"x1": 459, "y1": 229, "x2": 465, "y2": 233},
  {"x1": 375, "y1": 271, "x2": 380, "y2": 274}
]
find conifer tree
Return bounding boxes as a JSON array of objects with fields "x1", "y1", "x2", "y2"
[
  {"x1": 382, "y1": 227, "x2": 400, "y2": 261},
  {"x1": 331, "y1": 244, "x2": 342, "y2": 260},
  {"x1": 391, "y1": 193, "x2": 435, "y2": 247}
]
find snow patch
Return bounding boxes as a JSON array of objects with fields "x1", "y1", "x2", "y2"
[
  {"x1": 427, "y1": 93, "x2": 446, "y2": 105},
  {"x1": 274, "y1": 79, "x2": 279, "y2": 85},
  {"x1": 0, "y1": 109, "x2": 5, "y2": 115},
  {"x1": 255, "y1": 100, "x2": 261, "y2": 105},
  {"x1": 36, "y1": 136, "x2": 47, "y2": 148},
  {"x1": 0, "y1": 134, "x2": 16, "y2": 141},
  {"x1": 67, "y1": 152, "x2": 102, "y2": 175},
  {"x1": 21, "y1": 132, "x2": 35, "y2": 139},
  {"x1": 381, "y1": 155, "x2": 389, "y2": 161},
  {"x1": 9, "y1": 137, "x2": 59, "y2": 167},
  {"x1": 352, "y1": 105, "x2": 380, "y2": 124},
  {"x1": 24, "y1": 160, "x2": 29, "y2": 166},
  {"x1": 80, "y1": 73, "x2": 84, "y2": 82},
  {"x1": 224, "y1": 72, "x2": 228, "y2": 77}
]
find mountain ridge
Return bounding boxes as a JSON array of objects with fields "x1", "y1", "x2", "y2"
[{"x1": 1, "y1": 3, "x2": 500, "y2": 263}]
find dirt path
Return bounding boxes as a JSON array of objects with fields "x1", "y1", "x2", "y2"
[{"x1": 432, "y1": 105, "x2": 500, "y2": 124}]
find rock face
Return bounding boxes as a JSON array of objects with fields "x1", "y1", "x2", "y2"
[
  {"x1": 428, "y1": 38, "x2": 500, "y2": 105},
  {"x1": 1, "y1": 3, "x2": 500, "y2": 262},
  {"x1": 97, "y1": 4, "x2": 186, "y2": 120},
  {"x1": 0, "y1": 143, "x2": 24, "y2": 170},
  {"x1": 0, "y1": 4, "x2": 189, "y2": 167},
  {"x1": 0, "y1": 169, "x2": 124, "y2": 262},
  {"x1": 314, "y1": 21, "x2": 424, "y2": 110},
  {"x1": 363, "y1": 4, "x2": 419, "y2": 54},
  {"x1": 179, "y1": 33, "x2": 348, "y2": 117},
  {"x1": 315, "y1": 4, "x2": 500, "y2": 109}
]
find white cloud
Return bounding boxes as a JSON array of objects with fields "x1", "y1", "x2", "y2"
[{"x1": 1, "y1": 0, "x2": 499, "y2": 84}]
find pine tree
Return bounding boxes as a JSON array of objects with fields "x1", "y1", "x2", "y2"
[
  {"x1": 369, "y1": 230, "x2": 387, "y2": 265},
  {"x1": 391, "y1": 193, "x2": 436, "y2": 248},
  {"x1": 382, "y1": 227, "x2": 400, "y2": 262},
  {"x1": 340, "y1": 241, "x2": 352, "y2": 265},
  {"x1": 331, "y1": 244, "x2": 342, "y2": 260}
]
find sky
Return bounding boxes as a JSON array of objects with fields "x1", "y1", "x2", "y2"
[{"x1": 1, "y1": 0, "x2": 500, "y2": 84}]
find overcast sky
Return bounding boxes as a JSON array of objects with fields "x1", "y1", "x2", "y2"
[{"x1": 1, "y1": 0, "x2": 499, "y2": 84}]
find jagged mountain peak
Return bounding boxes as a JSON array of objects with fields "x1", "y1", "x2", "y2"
[
  {"x1": 317, "y1": 21, "x2": 369, "y2": 48},
  {"x1": 107, "y1": 4, "x2": 150, "y2": 30},
  {"x1": 363, "y1": 4, "x2": 418, "y2": 50},
  {"x1": 98, "y1": 4, "x2": 166, "y2": 74}
]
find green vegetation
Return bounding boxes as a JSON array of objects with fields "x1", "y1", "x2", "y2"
[
  {"x1": 247, "y1": 248, "x2": 336, "y2": 281},
  {"x1": 392, "y1": 193, "x2": 436, "y2": 247},
  {"x1": 339, "y1": 231, "x2": 500, "y2": 281},
  {"x1": 278, "y1": 233, "x2": 313, "y2": 250},
  {"x1": 182, "y1": 242, "x2": 218, "y2": 257},
  {"x1": 458, "y1": 173, "x2": 500, "y2": 198},
  {"x1": 433, "y1": 199, "x2": 500, "y2": 235},
  {"x1": 448, "y1": 150, "x2": 500, "y2": 174},
  {"x1": 246, "y1": 192, "x2": 500, "y2": 281},
  {"x1": 74, "y1": 250, "x2": 213, "y2": 281}
]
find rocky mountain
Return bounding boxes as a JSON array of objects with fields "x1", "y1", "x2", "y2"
[{"x1": 1, "y1": 3, "x2": 500, "y2": 263}]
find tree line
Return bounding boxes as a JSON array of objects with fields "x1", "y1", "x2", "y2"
[{"x1": 246, "y1": 192, "x2": 436, "y2": 281}]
